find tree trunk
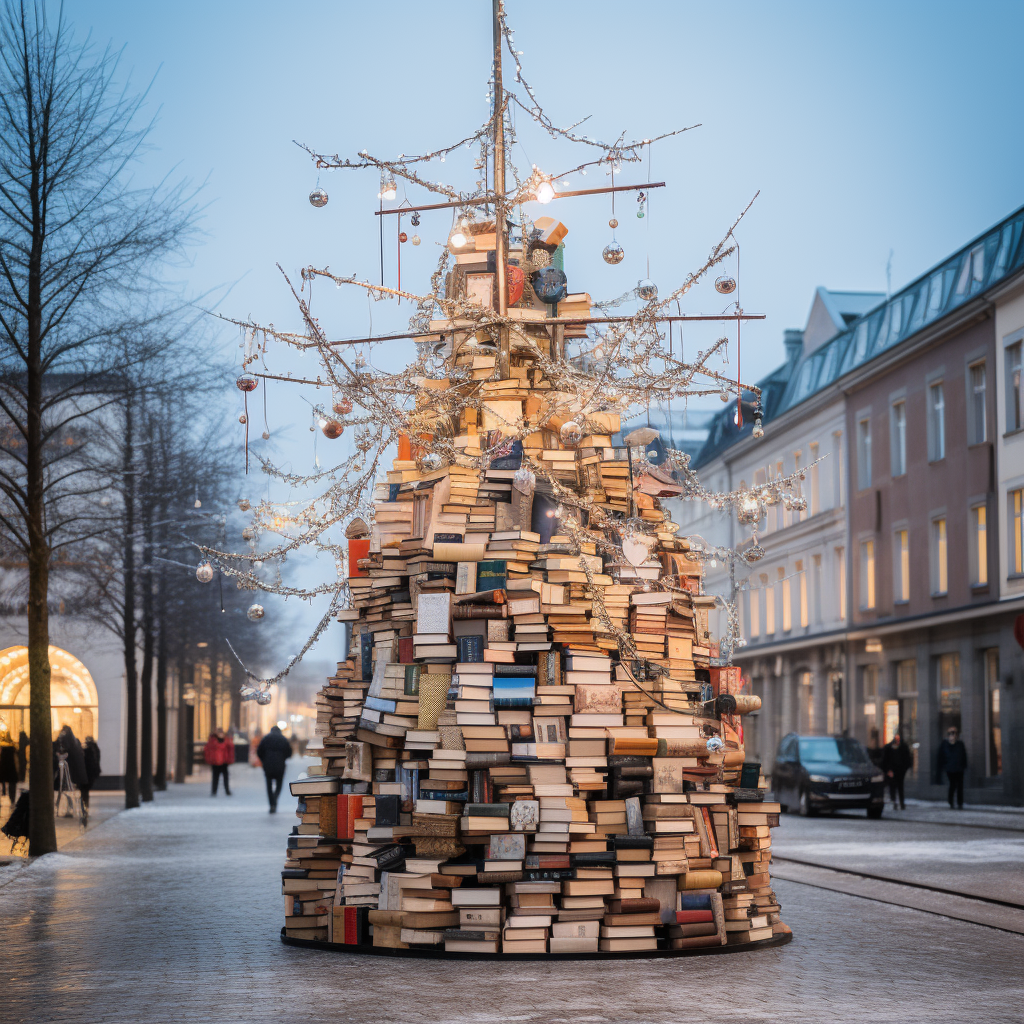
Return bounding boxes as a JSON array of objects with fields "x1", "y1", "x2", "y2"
[
  {"x1": 122, "y1": 400, "x2": 139, "y2": 809},
  {"x1": 155, "y1": 611, "x2": 168, "y2": 790},
  {"x1": 25, "y1": 126, "x2": 56, "y2": 856},
  {"x1": 139, "y1": 497, "x2": 154, "y2": 802},
  {"x1": 174, "y1": 650, "x2": 189, "y2": 782}
]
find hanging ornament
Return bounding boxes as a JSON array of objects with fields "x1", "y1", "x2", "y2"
[
  {"x1": 636, "y1": 191, "x2": 647, "y2": 219},
  {"x1": 332, "y1": 393, "x2": 353, "y2": 416},
  {"x1": 399, "y1": 231, "x2": 408, "y2": 243},
  {"x1": 736, "y1": 494, "x2": 762, "y2": 526},
  {"x1": 236, "y1": 373, "x2": 258, "y2": 392},
  {"x1": 559, "y1": 421, "x2": 582, "y2": 447},
  {"x1": 602, "y1": 241, "x2": 625, "y2": 264},
  {"x1": 608, "y1": 218, "x2": 618, "y2": 229},
  {"x1": 247, "y1": 603, "x2": 264, "y2": 621},
  {"x1": 636, "y1": 279, "x2": 658, "y2": 301},
  {"x1": 745, "y1": 544, "x2": 766, "y2": 562},
  {"x1": 242, "y1": 526, "x2": 255, "y2": 541},
  {"x1": 719, "y1": 388, "x2": 729, "y2": 402},
  {"x1": 411, "y1": 234, "x2": 421, "y2": 246},
  {"x1": 239, "y1": 684, "x2": 258, "y2": 702},
  {"x1": 507, "y1": 264, "x2": 526, "y2": 305},
  {"x1": 705, "y1": 736, "x2": 725, "y2": 754},
  {"x1": 530, "y1": 267, "x2": 568, "y2": 305},
  {"x1": 410, "y1": 212, "x2": 421, "y2": 227},
  {"x1": 378, "y1": 173, "x2": 397, "y2": 200},
  {"x1": 195, "y1": 561, "x2": 214, "y2": 583},
  {"x1": 308, "y1": 188, "x2": 328, "y2": 208},
  {"x1": 512, "y1": 467, "x2": 536, "y2": 493},
  {"x1": 420, "y1": 452, "x2": 444, "y2": 471},
  {"x1": 262, "y1": 430, "x2": 270, "y2": 440},
  {"x1": 319, "y1": 417, "x2": 344, "y2": 439},
  {"x1": 237, "y1": 498, "x2": 251, "y2": 512},
  {"x1": 239, "y1": 412, "x2": 247, "y2": 424},
  {"x1": 256, "y1": 691, "x2": 272, "y2": 705},
  {"x1": 715, "y1": 275, "x2": 737, "y2": 295},
  {"x1": 752, "y1": 417, "x2": 764, "y2": 439}
]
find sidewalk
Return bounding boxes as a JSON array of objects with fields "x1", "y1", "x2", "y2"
[{"x1": 887, "y1": 798, "x2": 1024, "y2": 831}]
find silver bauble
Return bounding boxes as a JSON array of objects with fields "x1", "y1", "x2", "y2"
[
  {"x1": 256, "y1": 691, "x2": 272, "y2": 705},
  {"x1": 559, "y1": 421, "x2": 583, "y2": 447},
  {"x1": 602, "y1": 241, "x2": 625, "y2": 265},
  {"x1": 706, "y1": 736, "x2": 725, "y2": 753},
  {"x1": 715, "y1": 275, "x2": 737, "y2": 295},
  {"x1": 195, "y1": 561, "x2": 214, "y2": 583},
  {"x1": 247, "y1": 603, "x2": 265, "y2": 621},
  {"x1": 309, "y1": 188, "x2": 328, "y2": 208},
  {"x1": 752, "y1": 417, "x2": 764, "y2": 439},
  {"x1": 636, "y1": 279, "x2": 658, "y2": 301},
  {"x1": 236, "y1": 373, "x2": 258, "y2": 392},
  {"x1": 420, "y1": 452, "x2": 444, "y2": 471}
]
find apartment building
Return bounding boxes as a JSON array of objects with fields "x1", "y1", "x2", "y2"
[{"x1": 685, "y1": 204, "x2": 1024, "y2": 804}]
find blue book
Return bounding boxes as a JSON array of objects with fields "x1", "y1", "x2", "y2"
[
  {"x1": 364, "y1": 696, "x2": 397, "y2": 714},
  {"x1": 477, "y1": 559, "x2": 507, "y2": 592},
  {"x1": 678, "y1": 893, "x2": 713, "y2": 910}
]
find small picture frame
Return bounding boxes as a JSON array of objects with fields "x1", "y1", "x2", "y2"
[{"x1": 465, "y1": 273, "x2": 495, "y2": 310}]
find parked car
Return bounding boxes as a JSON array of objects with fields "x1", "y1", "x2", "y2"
[{"x1": 773, "y1": 733, "x2": 886, "y2": 818}]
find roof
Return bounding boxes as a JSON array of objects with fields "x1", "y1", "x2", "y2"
[{"x1": 692, "y1": 203, "x2": 1024, "y2": 469}]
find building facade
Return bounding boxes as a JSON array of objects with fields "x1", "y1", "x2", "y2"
[{"x1": 688, "y1": 204, "x2": 1024, "y2": 804}]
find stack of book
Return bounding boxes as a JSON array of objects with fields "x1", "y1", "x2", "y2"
[{"x1": 279, "y1": 217, "x2": 785, "y2": 956}]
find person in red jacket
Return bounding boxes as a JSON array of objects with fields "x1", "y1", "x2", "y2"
[{"x1": 203, "y1": 728, "x2": 235, "y2": 796}]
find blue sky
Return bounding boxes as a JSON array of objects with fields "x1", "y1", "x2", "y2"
[{"x1": 64, "y1": 0, "x2": 1024, "y2": 682}]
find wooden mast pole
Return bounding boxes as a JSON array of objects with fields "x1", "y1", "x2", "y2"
[{"x1": 492, "y1": 0, "x2": 510, "y2": 377}]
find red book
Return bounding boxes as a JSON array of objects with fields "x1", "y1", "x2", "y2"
[
  {"x1": 348, "y1": 537, "x2": 370, "y2": 577},
  {"x1": 675, "y1": 910, "x2": 714, "y2": 924},
  {"x1": 398, "y1": 636, "x2": 414, "y2": 664}
]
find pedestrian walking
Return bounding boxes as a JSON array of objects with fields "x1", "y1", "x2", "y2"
[
  {"x1": 53, "y1": 725, "x2": 88, "y2": 790},
  {"x1": 880, "y1": 733, "x2": 913, "y2": 810},
  {"x1": 256, "y1": 725, "x2": 292, "y2": 813},
  {"x1": 17, "y1": 729, "x2": 29, "y2": 782},
  {"x1": 203, "y1": 728, "x2": 235, "y2": 796},
  {"x1": 938, "y1": 726, "x2": 968, "y2": 809},
  {"x1": 82, "y1": 736, "x2": 101, "y2": 809},
  {"x1": 0, "y1": 724, "x2": 19, "y2": 802}
]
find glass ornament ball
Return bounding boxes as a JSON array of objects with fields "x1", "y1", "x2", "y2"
[
  {"x1": 239, "y1": 685, "x2": 257, "y2": 701},
  {"x1": 261, "y1": 431, "x2": 270, "y2": 440},
  {"x1": 752, "y1": 417, "x2": 765, "y2": 439},
  {"x1": 706, "y1": 736, "x2": 725, "y2": 754},
  {"x1": 636, "y1": 279, "x2": 658, "y2": 301},
  {"x1": 399, "y1": 231, "x2": 408, "y2": 243},
  {"x1": 242, "y1": 526, "x2": 255, "y2": 541},
  {"x1": 512, "y1": 467, "x2": 536, "y2": 493},
  {"x1": 420, "y1": 452, "x2": 444, "y2": 472},
  {"x1": 320, "y1": 418, "x2": 344, "y2": 439},
  {"x1": 256, "y1": 691, "x2": 272, "y2": 705},
  {"x1": 332, "y1": 395, "x2": 353, "y2": 415},
  {"x1": 559, "y1": 421, "x2": 583, "y2": 447},
  {"x1": 237, "y1": 498, "x2": 251, "y2": 512},
  {"x1": 608, "y1": 217, "x2": 618, "y2": 229},
  {"x1": 411, "y1": 234, "x2": 421, "y2": 246},
  {"x1": 235, "y1": 373, "x2": 258, "y2": 392},
  {"x1": 636, "y1": 210, "x2": 645, "y2": 219},
  {"x1": 247, "y1": 603, "x2": 265, "y2": 621},
  {"x1": 410, "y1": 212, "x2": 421, "y2": 227},
  {"x1": 238, "y1": 412, "x2": 247, "y2": 424},
  {"x1": 195, "y1": 561, "x2": 214, "y2": 583},
  {"x1": 308, "y1": 188, "x2": 328, "y2": 208},
  {"x1": 719, "y1": 389, "x2": 729, "y2": 402},
  {"x1": 530, "y1": 266, "x2": 568, "y2": 305},
  {"x1": 602, "y1": 241, "x2": 625, "y2": 265},
  {"x1": 715, "y1": 275, "x2": 737, "y2": 295},
  {"x1": 745, "y1": 544, "x2": 766, "y2": 562}
]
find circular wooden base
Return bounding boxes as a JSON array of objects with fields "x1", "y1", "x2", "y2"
[{"x1": 280, "y1": 927, "x2": 792, "y2": 961}]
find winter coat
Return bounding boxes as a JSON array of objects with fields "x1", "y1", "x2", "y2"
[
  {"x1": 53, "y1": 727, "x2": 88, "y2": 787},
  {"x1": 881, "y1": 740, "x2": 913, "y2": 776},
  {"x1": 938, "y1": 739, "x2": 968, "y2": 775},
  {"x1": 0, "y1": 742, "x2": 18, "y2": 783},
  {"x1": 203, "y1": 734, "x2": 236, "y2": 767},
  {"x1": 256, "y1": 727, "x2": 292, "y2": 776},
  {"x1": 83, "y1": 741, "x2": 101, "y2": 785},
  {"x1": 18, "y1": 732, "x2": 28, "y2": 780}
]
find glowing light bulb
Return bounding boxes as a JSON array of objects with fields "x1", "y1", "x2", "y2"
[
  {"x1": 450, "y1": 229, "x2": 468, "y2": 247},
  {"x1": 535, "y1": 179, "x2": 554, "y2": 204}
]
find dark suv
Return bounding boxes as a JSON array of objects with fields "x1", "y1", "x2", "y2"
[{"x1": 773, "y1": 733, "x2": 886, "y2": 818}]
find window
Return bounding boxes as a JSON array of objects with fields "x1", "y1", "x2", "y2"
[
  {"x1": 781, "y1": 568, "x2": 791, "y2": 632},
  {"x1": 937, "y1": 652, "x2": 961, "y2": 740},
  {"x1": 809, "y1": 442, "x2": 820, "y2": 515},
  {"x1": 896, "y1": 660, "x2": 918, "y2": 777},
  {"x1": 857, "y1": 418, "x2": 872, "y2": 489},
  {"x1": 832, "y1": 430, "x2": 844, "y2": 508},
  {"x1": 748, "y1": 588, "x2": 760, "y2": 639},
  {"x1": 794, "y1": 559, "x2": 808, "y2": 628},
  {"x1": 863, "y1": 665, "x2": 879, "y2": 742},
  {"x1": 798, "y1": 671, "x2": 814, "y2": 733},
  {"x1": 812, "y1": 554, "x2": 822, "y2": 624},
  {"x1": 968, "y1": 362, "x2": 986, "y2": 444},
  {"x1": 971, "y1": 504, "x2": 988, "y2": 586},
  {"x1": 928, "y1": 381, "x2": 945, "y2": 461},
  {"x1": 860, "y1": 540, "x2": 875, "y2": 610},
  {"x1": 1013, "y1": 489, "x2": 1024, "y2": 575},
  {"x1": 985, "y1": 649, "x2": 1001, "y2": 776},
  {"x1": 1006, "y1": 341, "x2": 1022, "y2": 432},
  {"x1": 835, "y1": 547, "x2": 846, "y2": 620},
  {"x1": 931, "y1": 517, "x2": 948, "y2": 595},
  {"x1": 890, "y1": 401, "x2": 906, "y2": 476},
  {"x1": 894, "y1": 529, "x2": 910, "y2": 603},
  {"x1": 764, "y1": 573, "x2": 775, "y2": 635}
]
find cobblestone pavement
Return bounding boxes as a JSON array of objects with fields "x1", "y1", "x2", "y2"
[{"x1": 3, "y1": 762, "x2": 1023, "y2": 1024}]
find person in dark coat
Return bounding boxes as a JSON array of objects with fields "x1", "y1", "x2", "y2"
[
  {"x1": 53, "y1": 725, "x2": 88, "y2": 787},
  {"x1": 880, "y1": 733, "x2": 913, "y2": 810},
  {"x1": 256, "y1": 725, "x2": 292, "y2": 812},
  {"x1": 0, "y1": 725, "x2": 19, "y2": 801},
  {"x1": 82, "y1": 736, "x2": 101, "y2": 808},
  {"x1": 937, "y1": 727, "x2": 968, "y2": 809},
  {"x1": 17, "y1": 730, "x2": 29, "y2": 782}
]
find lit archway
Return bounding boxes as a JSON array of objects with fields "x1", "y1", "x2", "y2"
[{"x1": 0, "y1": 646, "x2": 99, "y2": 741}]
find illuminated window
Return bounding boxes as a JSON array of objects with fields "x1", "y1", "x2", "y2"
[
  {"x1": 857, "y1": 418, "x2": 871, "y2": 489},
  {"x1": 836, "y1": 547, "x2": 846, "y2": 620},
  {"x1": 781, "y1": 569, "x2": 791, "y2": 632},
  {"x1": 748, "y1": 589, "x2": 760, "y2": 639},
  {"x1": 860, "y1": 540, "x2": 875, "y2": 610},
  {"x1": 968, "y1": 362, "x2": 986, "y2": 444},
  {"x1": 894, "y1": 529, "x2": 910, "y2": 603},
  {"x1": 891, "y1": 401, "x2": 906, "y2": 476},
  {"x1": 931, "y1": 518, "x2": 948, "y2": 595},
  {"x1": 1011, "y1": 489, "x2": 1024, "y2": 575},
  {"x1": 971, "y1": 504, "x2": 987, "y2": 586},
  {"x1": 928, "y1": 382, "x2": 945, "y2": 461}
]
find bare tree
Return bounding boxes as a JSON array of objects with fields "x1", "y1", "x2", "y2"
[{"x1": 0, "y1": 1, "x2": 196, "y2": 850}]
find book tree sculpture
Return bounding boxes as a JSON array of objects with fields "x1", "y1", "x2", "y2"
[{"x1": 202, "y1": 1, "x2": 797, "y2": 957}]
